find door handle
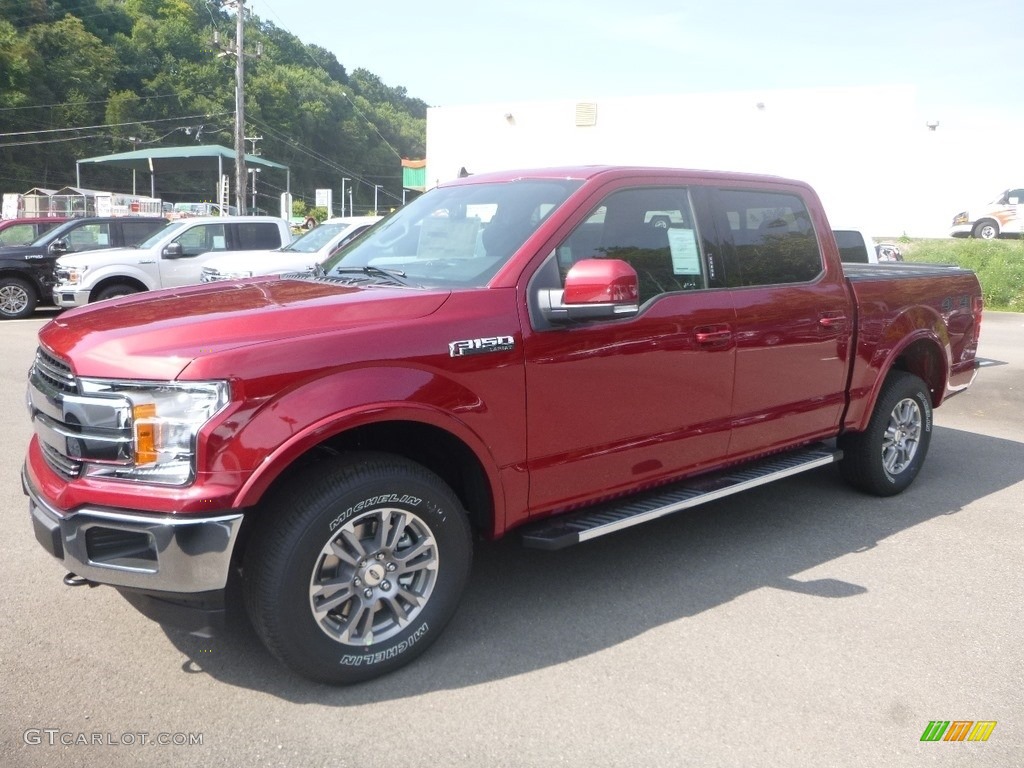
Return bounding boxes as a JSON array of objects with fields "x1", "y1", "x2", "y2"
[
  {"x1": 694, "y1": 325, "x2": 733, "y2": 345},
  {"x1": 818, "y1": 313, "x2": 847, "y2": 330}
]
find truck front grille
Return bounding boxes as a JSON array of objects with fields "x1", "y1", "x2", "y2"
[
  {"x1": 40, "y1": 441, "x2": 82, "y2": 479},
  {"x1": 33, "y1": 347, "x2": 77, "y2": 394},
  {"x1": 28, "y1": 346, "x2": 133, "y2": 480}
]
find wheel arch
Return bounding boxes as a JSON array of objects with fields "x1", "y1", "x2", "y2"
[
  {"x1": 0, "y1": 268, "x2": 41, "y2": 290},
  {"x1": 88, "y1": 274, "x2": 148, "y2": 302},
  {"x1": 889, "y1": 337, "x2": 948, "y2": 406},
  {"x1": 972, "y1": 217, "x2": 1000, "y2": 238},
  {"x1": 234, "y1": 413, "x2": 499, "y2": 539},
  {"x1": 848, "y1": 333, "x2": 948, "y2": 433}
]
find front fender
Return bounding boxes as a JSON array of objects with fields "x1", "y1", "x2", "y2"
[
  {"x1": 203, "y1": 364, "x2": 511, "y2": 519},
  {"x1": 81, "y1": 263, "x2": 158, "y2": 295}
]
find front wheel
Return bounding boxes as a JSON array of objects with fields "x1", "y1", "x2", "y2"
[
  {"x1": 0, "y1": 276, "x2": 37, "y2": 319},
  {"x1": 243, "y1": 452, "x2": 472, "y2": 684},
  {"x1": 972, "y1": 220, "x2": 998, "y2": 240},
  {"x1": 838, "y1": 371, "x2": 933, "y2": 496},
  {"x1": 94, "y1": 284, "x2": 141, "y2": 303}
]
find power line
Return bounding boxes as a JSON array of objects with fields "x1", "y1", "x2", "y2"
[
  {"x1": 0, "y1": 113, "x2": 232, "y2": 139},
  {"x1": 255, "y1": 0, "x2": 404, "y2": 160},
  {"x1": 0, "y1": 91, "x2": 220, "y2": 114}
]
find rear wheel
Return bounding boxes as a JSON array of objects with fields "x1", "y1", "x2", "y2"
[
  {"x1": 0, "y1": 276, "x2": 36, "y2": 319},
  {"x1": 243, "y1": 452, "x2": 473, "y2": 684},
  {"x1": 839, "y1": 371, "x2": 932, "y2": 496}
]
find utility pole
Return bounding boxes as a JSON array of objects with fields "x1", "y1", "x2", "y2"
[
  {"x1": 341, "y1": 177, "x2": 350, "y2": 217},
  {"x1": 233, "y1": 1, "x2": 246, "y2": 215},
  {"x1": 214, "y1": 2, "x2": 260, "y2": 215}
]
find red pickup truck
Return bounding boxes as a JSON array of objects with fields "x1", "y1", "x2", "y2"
[{"x1": 23, "y1": 166, "x2": 982, "y2": 684}]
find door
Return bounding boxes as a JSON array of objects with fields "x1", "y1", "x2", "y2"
[
  {"x1": 158, "y1": 222, "x2": 228, "y2": 287},
  {"x1": 706, "y1": 186, "x2": 851, "y2": 457},
  {"x1": 524, "y1": 185, "x2": 737, "y2": 514}
]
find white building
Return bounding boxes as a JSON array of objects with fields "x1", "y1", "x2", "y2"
[{"x1": 426, "y1": 86, "x2": 1021, "y2": 237}]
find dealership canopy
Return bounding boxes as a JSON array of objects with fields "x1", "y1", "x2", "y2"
[{"x1": 75, "y1": 144, "x2": 290, "y2": 198}]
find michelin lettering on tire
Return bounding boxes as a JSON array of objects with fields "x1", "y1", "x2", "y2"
[
  {"x1": 339, "y1": 622, "x2": 429, "y2": 666},
  {"x1": 329, "y1": 494, "x2": 422, "y2": 531}
]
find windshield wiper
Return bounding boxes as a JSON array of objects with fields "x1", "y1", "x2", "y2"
[{"x1": 332, "y1": 266, "x2": 417, "y2": 287}]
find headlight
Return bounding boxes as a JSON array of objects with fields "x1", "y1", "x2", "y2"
[
  {"x1": 57, "y1": 266, "x2": 88, "y2": 285},
  {"x1": 79, "y1": 379, "x2": 230, "y2": 485},
  {"x1": 952, "y1": 211, "x2": 969, "y2": 226}
]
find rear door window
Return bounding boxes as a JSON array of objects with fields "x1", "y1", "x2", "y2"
[
  {"x1": 713, "y1": 189, "x2": 822, "y2": 286},
  {"x1": 237, "y1": 222, "x2": 283, "y2": 249}
]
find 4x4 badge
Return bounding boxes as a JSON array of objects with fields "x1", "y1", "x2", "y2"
[{"x1": 448, "y1": 336, "x2": 515, "y2": 357}]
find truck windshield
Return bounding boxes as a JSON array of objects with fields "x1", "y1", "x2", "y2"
[
  {"x1": 319, "y1": 179, "x2": 581, "y2": 288},
  {"x1": 135, "y1": 219, "x2": 190, "y2": 249}
]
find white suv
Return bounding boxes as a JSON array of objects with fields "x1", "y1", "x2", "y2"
[
  {"x1": 53, "y1": 216, "x2": 292, "y2": 307},
  {"x1": 200, "y1": 216, "x2": 381, "y2": 283}
]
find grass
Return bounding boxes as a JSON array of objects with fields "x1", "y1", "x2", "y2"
[{"x1": 883, "y1": 236, "x2": 1024, "y2": 312}]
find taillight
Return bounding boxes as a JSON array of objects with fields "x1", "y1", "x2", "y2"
[{"x1": 972, "y1": 295, "x2": 984, "y2": 344}]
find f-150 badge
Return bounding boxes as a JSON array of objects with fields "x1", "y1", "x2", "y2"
[{"x1": 448, "y1": 335, "x2": 516, "y2": 357}]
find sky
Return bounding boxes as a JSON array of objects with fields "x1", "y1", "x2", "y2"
[{"x1": 250, "y1": 0, "x2": 1024, "y2": 129}]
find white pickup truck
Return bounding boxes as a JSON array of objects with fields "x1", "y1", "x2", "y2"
[
  {"x1": 200, "y1": 215, "x2": 381, "y2": 283},
  {"x1": 52, "y1": 215, "x2": 292, "y2": 307},
  {"x1": 832, "y1": 227, "x2": 902, "y2": 264}
]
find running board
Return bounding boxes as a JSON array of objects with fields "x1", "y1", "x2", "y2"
[{"x1": 521, "y1": 443, "x2": 842, "y2": 550}]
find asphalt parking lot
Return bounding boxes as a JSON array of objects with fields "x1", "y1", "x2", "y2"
[{"x1": 1, "y1": 309, "x2": 1021, "y2": 768}]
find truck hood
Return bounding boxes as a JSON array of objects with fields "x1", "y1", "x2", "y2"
[
  {"x1": 38, "y1": 278, "x2": 451, "y2": 380},
  {"x1": 202, "y1": 249, "x2": 316, "y2": 276},
  {"x1": 56, "y1": 246, "x2": 141, "y2": 268},
  {"x1": 0, "y1": 244, "x2": 48, "y2": 259}
]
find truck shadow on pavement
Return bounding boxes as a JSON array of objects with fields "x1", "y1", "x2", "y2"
[{"x1": 159, "y1": 424, "x2": 1023, "y2": 701}]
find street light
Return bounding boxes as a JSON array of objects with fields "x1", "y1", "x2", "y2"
[
  {"x1": 249, "y1": 167, "x2": 260, "y2": 212},
  {"x1": 128, "y1": 136, "x2": 141, "y2": 195}
]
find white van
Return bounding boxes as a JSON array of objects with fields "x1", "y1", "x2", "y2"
[
  {"x1": 951, "y1": 188, "x2": 1024, "y2": 239},
  {"x1": 200, "y1": 216, "x2": 381, "y2": 283}
]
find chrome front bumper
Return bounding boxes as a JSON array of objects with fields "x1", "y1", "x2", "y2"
[
  {"x1": 51, "y1": 285, "x2": 90, "y2": 308},
  {"x1": 24, "y1": 468, "x2": 243, "y2": 593}
]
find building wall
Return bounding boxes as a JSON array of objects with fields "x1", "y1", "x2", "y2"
[{"x1": 426, "y1": 86, "x2": 1020, "y2": 237}]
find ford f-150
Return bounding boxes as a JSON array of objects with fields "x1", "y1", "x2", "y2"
[{"x1": 23, "y1": 166, "x2": 982, "y2": 684}]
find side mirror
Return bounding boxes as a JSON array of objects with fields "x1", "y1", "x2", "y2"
[
  {"x1": 162, "y1": 242, "x2": 184, "y2": 259},
  {"x1": 48, "y1": 237, "x2": 68, "y2": 255},
  {"x1": 538, "y1": 258, "x2": 640, "y2": 323}
]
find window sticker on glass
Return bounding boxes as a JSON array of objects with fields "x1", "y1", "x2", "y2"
[
  {"x1": 668, "y1": 228, "x2": 702, "y2": 275},
  {"x1": 417, "y1": 217, "x2": 481, "y2": 260}
]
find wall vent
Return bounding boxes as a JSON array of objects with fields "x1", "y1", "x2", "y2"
[{"x1": 575, "y1": 102, "x2": 598, "y2": 127}]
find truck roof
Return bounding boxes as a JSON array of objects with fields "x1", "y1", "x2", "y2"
[{"x1": 440, "y1": 165, "x2": 812, "y2": 188}]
